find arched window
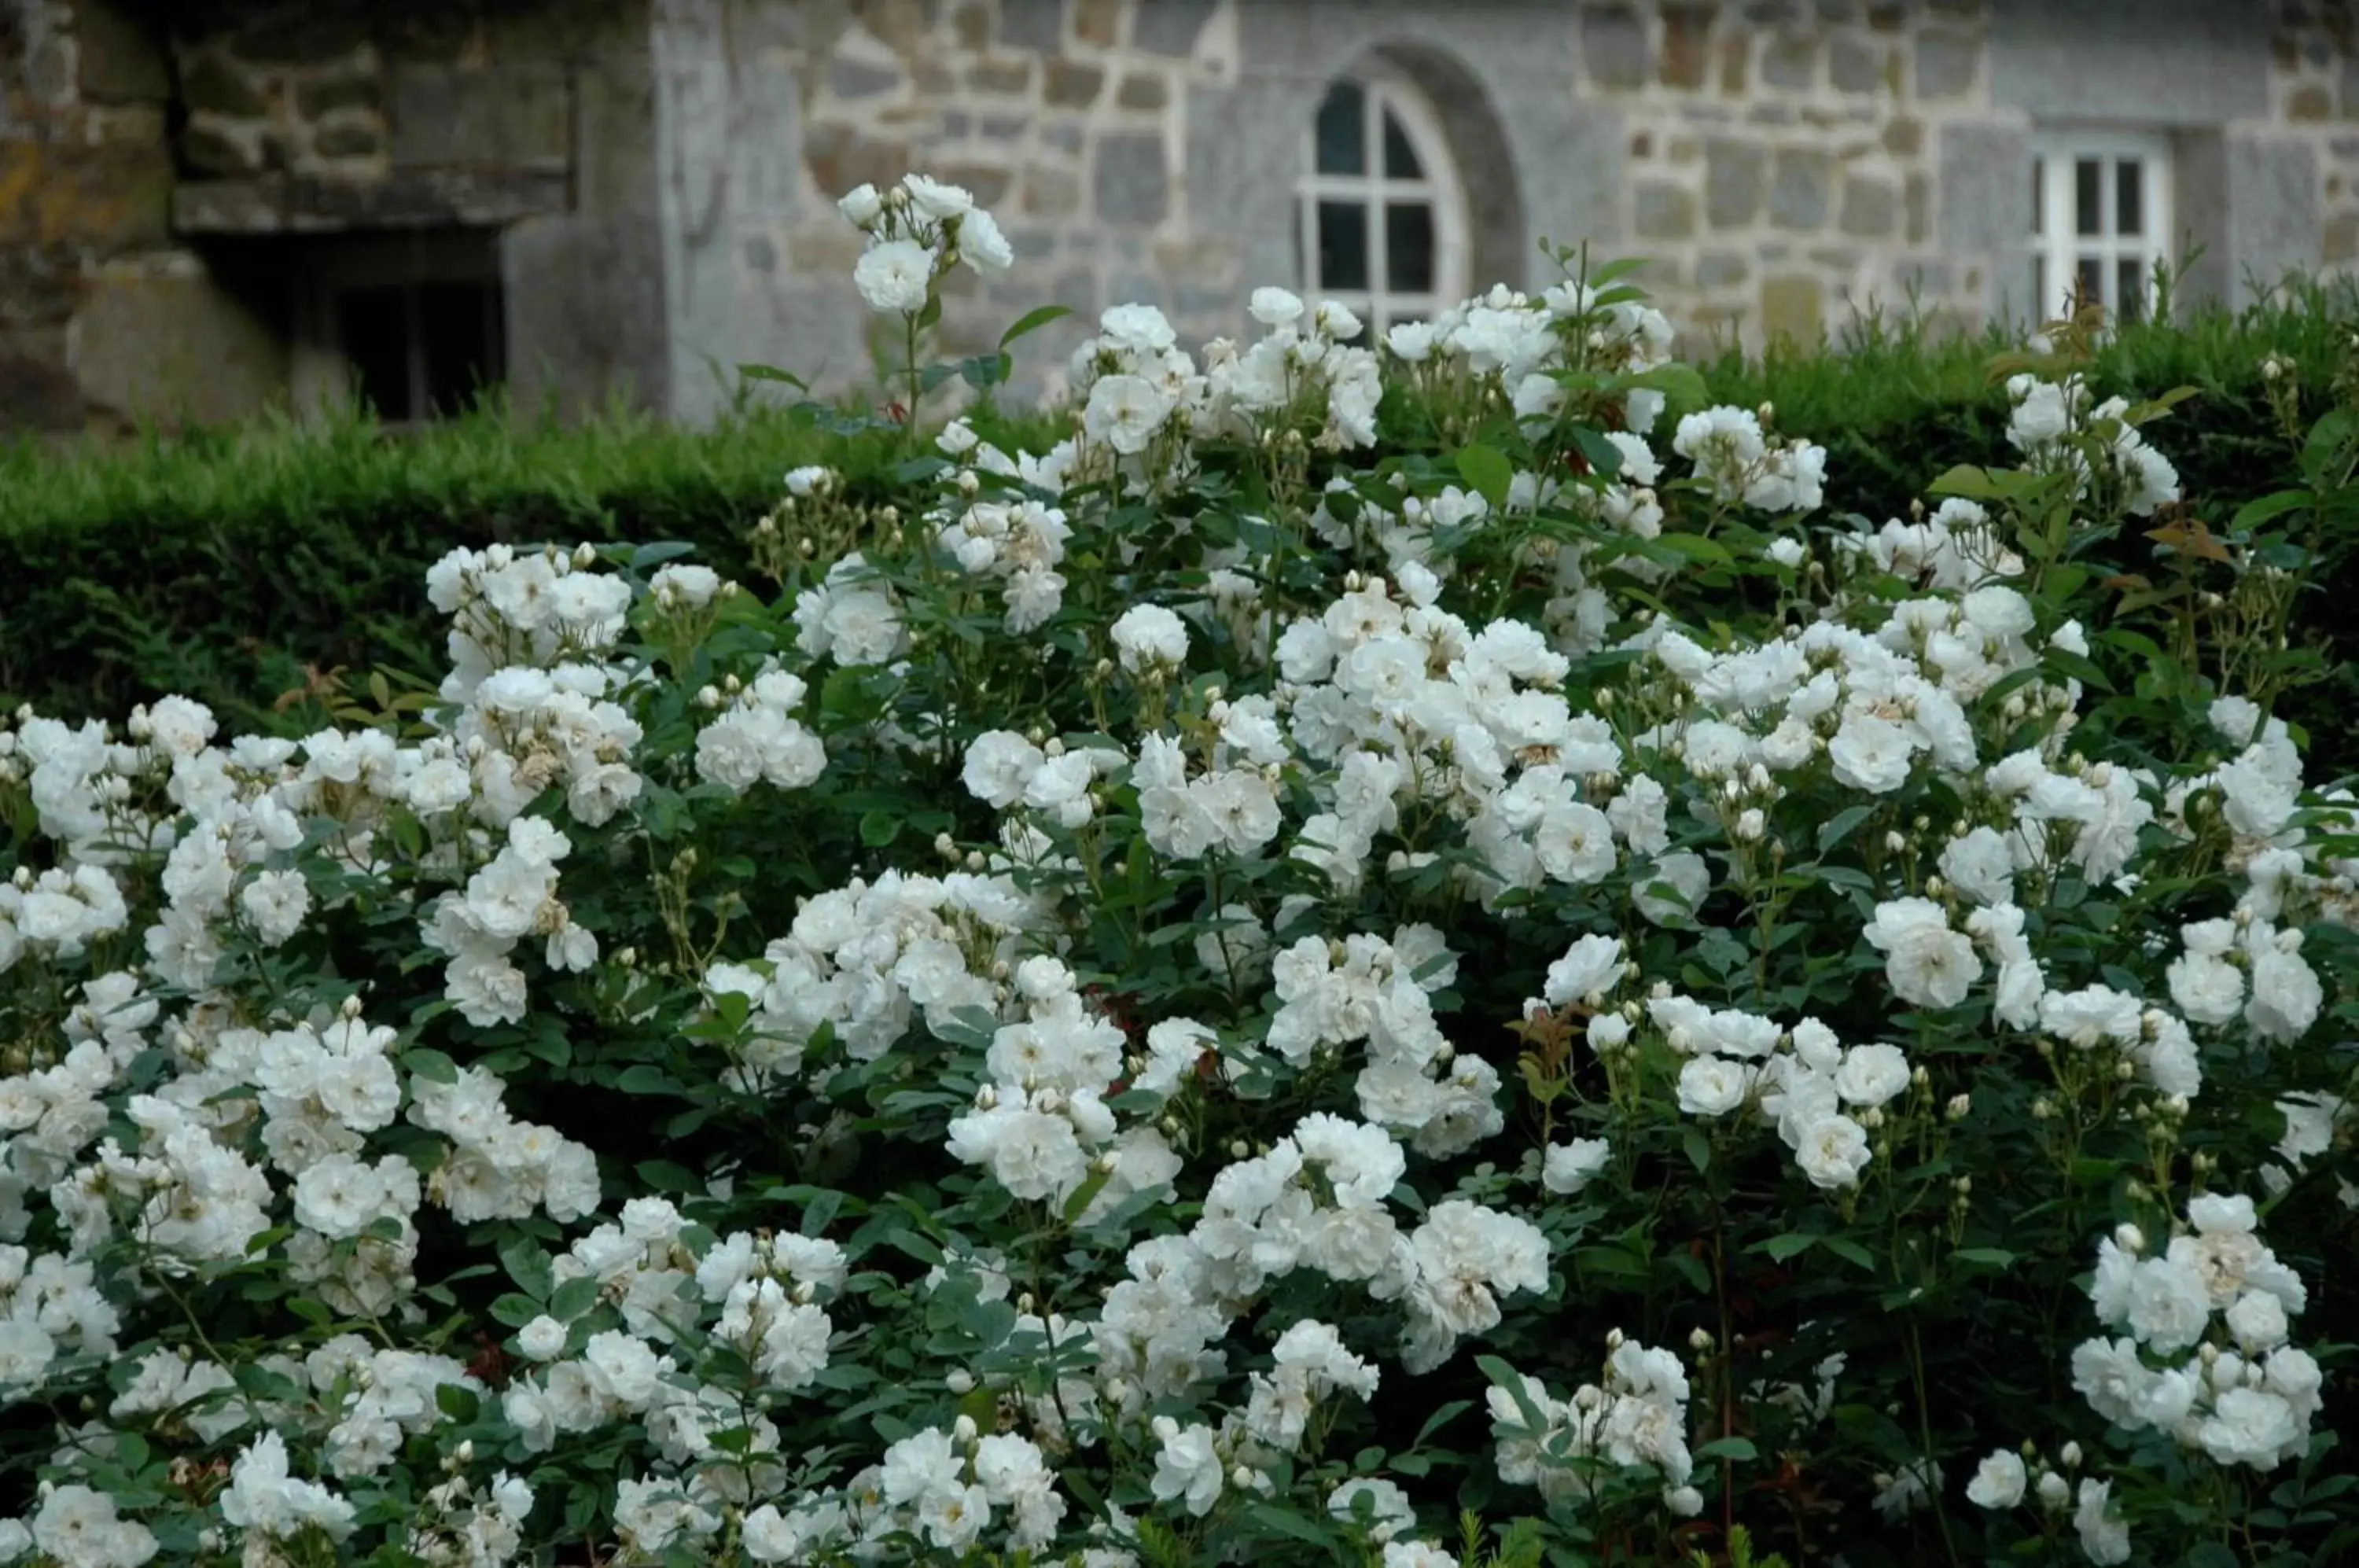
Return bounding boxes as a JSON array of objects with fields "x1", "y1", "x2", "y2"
[{"x1": 1296, "y1": 65, "x2": 1470, "y2": 334}]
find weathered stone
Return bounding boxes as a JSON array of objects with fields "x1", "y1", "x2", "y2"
[
  {"x1": 1660, "y1": 5, "x2": 1711, "y2": 89},
  {"x1": 75, "y1": 269, "x2": 291, "y2": 425},
  {"x1": 1829, "y1": 35, "x2": 1882, "y2": 94},
  {"x1": 2327, "y1": 212, "x2": 2359, "y2": 262},
  {"x1": 1074, "y1": 0, "x2": 1122, "y2": 47},
  {"x1": 0, "y1": 348, "x2": 85, "y2": 431},
  {"x1": 180, "y1": 116, "x2": 270, "y2": 177},
  {"x1": 830, "y1": 57, "x2": 902, "y2": 98},
  {"x1": 1904, "y1": 171, "x2": 1929, "y2": 243},
  {"x1": 180, "y1": 50, "x2": 272, "y2": 120},
  {"x1": 230, "y1": 9, "x2": 370, "y2": 64},
  {"x1": 1760, "y1": 32, "x2": 1815, "y2": 89},
  {"x1": 1044, "y1": 58, "x2": 1102, "y2": 107},
  {"x1": 997, "y1": 0, "x2": 1062, "y2": 53},
  {"x1": 1913, "y1": 28, "x2": 1976, "y2": 98},
  {"x1": 949, "y1": 1, "x2": 991, "y2": 50},
  {"x1": 1117, "y1": 72, "x2": 1166, "y2": 110},
  {"x1": 804, "y1": 123, "x2": 914, "y2": 197},
  {"x1": 1634, "y1": 180, "x2": 1697, "y2": 238},
  {"x1": 168, "y1": 167, "x2": 569, "y2": 232},
  {"x1": 1630, "y1": 130, "x2": 1654, "y2": 160},
  {"x1": 311, "y1": 117, "x2": 382, "y2": 159},
  {"x1": 1025, "y1": 167, "x2": 1081, "y2": 215},
  {"x1": 1718, "y1": 34, "x2": 1748, "y2": 94},
  {"x1": 391, "y1": 64, "x2": 571, "y2": 168},
  {"x1": 967, "y1": 58, "x2": 1032, "y2": 93},
  {"x1": 296, "y1": 70, "x2": 383, "y2": 120},
  {"x1": 1043, "y1": 121, "x2": 1085, "y2": 154},
  {"x1": 2291, "y1": 84, "x2": 2333, "y2": 121},
  {"x1": 1582, "y1": 5, "x2": 1651, "y2": 90},
  {"x1": 1761, "y1": 274, "x2": 1822, "y2": 341},
  {"x1": 1837, "y1": 175, "x2": 1897, "y2": 236},
  {"x1": 1865, "y1": 0, "x2": 1905, "y2": 29},
  {"x1": 1768, "y1": 149, "x2": 1831, "y2": 228},
  {"x1": 1094, "y1": 131, "x2": 1166, "y2": 224},
  {"x1": 1815, "y1": 0, "x2": 1858, "y2": 19},
  {"x1": 0, "y1": 141, "x2": 175, "y2": 248},
  {"x1": 1698, "y1": 251, "x2": 1749, "y2": 288},
  {"x1": 850, "y1": 0, "x2": 936, "y2": 54},
  {"x1": 1881, "y1": 115, "x2": 1923, "y2": 156},
  {"x1": 744, "y1": 234, "x2": 778, "y2": 272},
  {"x1": 75, "y1": 0, "x2": 170, "y2": 102},
  {"x1": 935, "y1": 161, "x2": 1011, "y2": 204},
  {"x1": 1132, "y1": 0, "x2": 1216, "y2": 57},
  {"x1": 24, "y1": 34, "x2": 76, "y2": 102},
  {"x1": 1706, "y1": 137, "x2": 1765, "y2": 226}
]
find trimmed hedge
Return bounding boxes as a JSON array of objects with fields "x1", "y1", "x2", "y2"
[{"x1": 8, "y1": 282, "x2": 2359, "y2": 760}]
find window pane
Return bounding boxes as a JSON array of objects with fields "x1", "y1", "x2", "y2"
[
  {"x1": 1316, "y1": 81, "x2": 1364, "y2": 175},
  {"x1": 2115, "y1": 158, "x2": 2143, "y2": 236},
  {"x1": 2031, "y1": 156, "x2": 2044, "y2": 235},
  {"x1": 2117, "y1": 259, "x2": 2145, "y2": 322},
  {"x1": 2076, "y1": 255, "x2": 2103, "y2": 309},
  {"x1": 1382, "y1": 106, "x2": 1422, "y2": 179},
  {"x1": 2032, "y1": 253, "x2": 2047, "y2": 319},
  {"x1": 336, "y1": 286, "x2": 412, "y2": 422},
  {"x1": 1318, "y1": 201, "x2": 1368, "y2": 290},
  {"x1": 2075, "y1": 158, "x2": 2101, "y2": 237},
  {"x1": 1386, "y1": 202, "x2": 1435, "y2": 292},
  {"x1": 420, "y1": 281, "x2": 502, "y2": 418}
]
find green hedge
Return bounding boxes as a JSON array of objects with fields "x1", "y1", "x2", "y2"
[{"x1": 8, "y1": 282, "x2": 2359, "y2": 760}]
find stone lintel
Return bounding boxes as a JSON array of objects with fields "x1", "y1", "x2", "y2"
[{"x1": 173, "y1": 168, "x2": 569, "y2": 234}]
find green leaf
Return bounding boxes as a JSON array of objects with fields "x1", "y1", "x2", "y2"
[
  {"x1": 434, "y1": 1382, "x2": 480, "y2": 1423},
  {"x1": 403, "y1": 1048, "x2": 458, "y2": 1085},
  {"x1": 1952, "y1": 1246, "x2": 2017, "y2": 1268},
  {"x1": 1929, "y1": 463, "x2": 2000, "y2": 500},
  {"x1": 1761, "y1": 1233, "x2": 1816, "y2": 1263},
  {"x1": 490, "y1": 1293, "x2": 546, "y2": 1328},
  {"x1": 499, "y1": 1238, "x2": 554, "y2": 1301},
  {"x1": 1456, "y1": 444, "x2": 1515, "y2": 510},
  {"x1": 1062, "y1": 1167, "x2": 1114, "y2": 1225},
  {"x1": 1247, "y1": 1504, "x2": 1341, "y2": 1551},
  {"x1": 738, "y1": 363, "x2": 809, "y2": 391},
  {"x1": 1821, "y1": 1236, "x2": 1875, "y2": 1271},
  {"x1": 1681, "y1": 1128, "x2": 1712, "y2": 1175},
  {"x1": 1567, "y1": 422, "x2": 1627, "y2": 479},
  {"x1": 1816, "y1": 804, "x2": 1875, "y2": 854},
  {"x1": 550, "y1": 1275, "x2": 602, "y2": 1321},
  {"x1": 1694, "y1": 1436, "x2": 1759, "y2": 1463},
  {"x1": 859, "y1": 809, "x2": 903, "y2": 848},
  {"x1": 2230, "y1": 489, "x2": 2314, "y2": 534},
  {"x1": 999, "y1": 304, "x2": 1075, "y2": 349}
]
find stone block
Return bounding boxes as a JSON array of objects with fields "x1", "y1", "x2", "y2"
[
  {"x1": 1095, "y1": 131, "x2": 1167, "y2": 225},
  {"x1": 1582, "y1": 5, "x2": 1651, "y2": 90},
  {"x1": 1698, "y1": 251, "x2": 1748, "y2": 288},
  {"x1": 1829, "y1": 35, "x2": 1883, "y2": 94},
  {"x1": 1706, "y1": 137, "x2": 1765, "y2": 226},
  {"x1": 181, "y1": 49, "x2": 273, "y2": 120},
  {"x1": 0, "y1": 141, "x2": 175, "y2": 248},
  {"x1": 296, "y1": 69, "x2": 383, "y2": 120},
  {"x1": 997, "y1": 0, "x2": 1063, "y2": 53},
  {"x1": 169, "y1": 167, "x2": 569, "y2": 232},
  {"x1": 743, "y1": 234, "x2": 778, "y2": 272},
  {"x1": 1132, "y1": 0, "x2": 1216, "y2": 57},
  {"x1": 0, "y1": 346, "x2": 86, "y2": 431},
  {"x1": 1074, "y1": 0, "x2": 1121, "y2": 47},
  {"x1": 75, "y1": 0, "x2": 171, "y2": 103},
  {"x1": 73, "y1": 268, "x2": 290, "y2": 425},
  {"x1": 1838, "y1": 175, "x2": 1897, "y2": 236},
  {"x1": 2327, "y1": 212, "x2": 2359, "y2": 262},
  {"x1": 1761, "y1": 274, "x2": 1823, "y2": 342},
  {"x1": 1768, "y1": 149, "x2": 1831, "y2": 228},
  {"x1": 181, "y1": 116, "x2": 273, "y2": 177},
  {"x1": 830, "y1": 57, "x2": 902, "y2": 98},
  {"x1": 23, "y1": 33, "x2": 76, "y2": 105},
  {"x1": 1718, "y1": 34, "x2": 1749, "y2": 94},
  {"x1": 1635, "y1": 180, "x2": 1697, "y2": 238},
  {"x1": 805, "y1": 123, "x2": 914, "y2": 196},
  {"x1": 1660, "y1": 5, "x2": 1711, "y2": 89},
  {"x1": 968, "y1": 58, "x2": 1032, "y2": 93},
  {"x1": 1117, "y1": 72, "x2": 1166, "y2": 110},
  {"x1": 1914, "y1": 28, "x2": 1977, "y2": 98},
  {"x1": 1024, "y1": 167, "x2": 1081, "y2": 215},
  {"x1": 230, "y1": 9, "x2": 370, "y2": 64},
  {"x1": 1905, "y1": 171, "x2": 1929, "y2": 242},
  {"x1": 2291, "y1": 85, "x2": 2332, "y2": 122},
  {"x1": 1761, "y1": 32, "x2": 1815, "y2": 89},
  {"x1": 310, "y1": 116, "x2": 383, "y2": 160},
  {"x1": 1937, "y1": 122, "x2": 2030, "y2": 254},
  {"x1": 949, "y1": 2, "x2": 992, "y2": 49},
  {"x1": 1881, "y1": 115, "x2": 1923, "y2": 156},
  {"x1": 1044, "y1": 57, "x2": 1102, "y2": 107},
  {"x1": 391, "y1": 63, "x2": 572, "y2": 169}
]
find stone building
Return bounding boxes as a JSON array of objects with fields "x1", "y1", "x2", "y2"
[{"x1": 3, "y1": 0, "x2": 2356, "y2": 433}]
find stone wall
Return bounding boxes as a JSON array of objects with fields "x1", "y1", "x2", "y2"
[
  {"x1": 2268, "y1": 1, "x2": 2359, "y2": 282},
  {"x1": 0, "y1": 0, "x2": 283, "y2": 432}
]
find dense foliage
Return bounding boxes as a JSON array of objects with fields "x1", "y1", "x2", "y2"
[{"x1": 3, "y1": 172, "x2": 2359, "y2": 1568}]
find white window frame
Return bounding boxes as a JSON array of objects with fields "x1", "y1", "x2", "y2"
[
  {"x1": 291, "y1": 232, "x2": 506, "y2": 425},
  {"x1": 1295, "y1": 63, "x2": 1471, "y2": 335},
  {"x1": 2029, "y1": 131, "x2": 2174, "y2": 325}
]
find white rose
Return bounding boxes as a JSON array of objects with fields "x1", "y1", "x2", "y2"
[
  {"x1": 1676, "y1": 1056, "x2": 1753, "y2": 1118},
  {"x1": 854, "y1": 239, "x2": 934, "y2": 315}
]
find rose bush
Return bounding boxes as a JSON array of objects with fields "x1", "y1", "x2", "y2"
[{"x1": 1, "y1": 171, "x2": 2357, "y2": 1568}]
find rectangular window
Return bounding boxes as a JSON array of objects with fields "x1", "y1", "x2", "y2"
[
  {"x1": 2027, "y1": 132, "x2": 2173, "y2": 326},
  {"x1": 292, "y1": 233, "x2": 506, "y2": 425}
]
